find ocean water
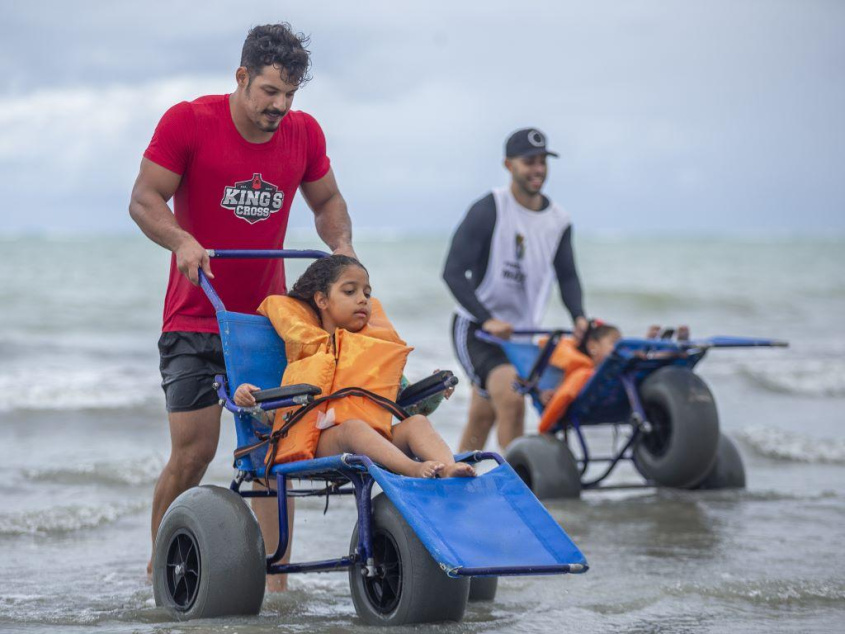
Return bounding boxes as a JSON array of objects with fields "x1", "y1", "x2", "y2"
[{"x1": 0, "y1": 234, "x2": 843, "y2": 633}]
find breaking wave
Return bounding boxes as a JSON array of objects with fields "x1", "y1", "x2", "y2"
[
  {"x1": 22, "y1": 456, "x2": 165, "y2": 486},
  {"x1": 0, "y1": 500, "x2": 148, "y2": 536},
  {"x1": 738, "y1": 358, "x2": 845, "y2": 398},
  {"x1": 0, "y1": 364, "x2": 161, "y2": 413},
  {"x1": 736, "y1": 425, "x2": 845, "y2": 464}
]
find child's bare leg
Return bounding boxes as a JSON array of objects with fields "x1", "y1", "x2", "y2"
[
  {"x1": 316, "y1": 419, "x2": 441, "y2": 478},
  {"x1": 393, "y1": 415, "x2": 476, "y2": 478}
]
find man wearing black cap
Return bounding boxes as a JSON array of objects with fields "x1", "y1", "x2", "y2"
[{"x1": 443, "y1": 128, "x2": 587, "y2": 450}]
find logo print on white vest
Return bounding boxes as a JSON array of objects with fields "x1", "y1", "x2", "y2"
[
  {"x1": 220, "y1": 173, "x2": 285, "y2": 224},
  {"x1": 515, "y1": 233, "x2": 526, "y2": 260}
]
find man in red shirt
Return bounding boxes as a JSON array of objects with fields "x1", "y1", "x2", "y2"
[{"x1": 129, "y1": 23, "x2": 354, "y2": 590}]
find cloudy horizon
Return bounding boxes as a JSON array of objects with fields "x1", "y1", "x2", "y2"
[{"x1": 1, "y1": 0, "x2": 842, "y2": 237}]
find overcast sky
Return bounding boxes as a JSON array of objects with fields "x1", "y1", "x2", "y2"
[{"x1": 1, "y1": 0, "x2": 842, "y2": 236}]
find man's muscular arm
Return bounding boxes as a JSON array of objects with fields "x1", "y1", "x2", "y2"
[
  {"x1": 129, "y1": 158, "x2": 213, "y2": 285},
  {"x1": 300, "y1": 168, "x2": 355, "y2": 258}
]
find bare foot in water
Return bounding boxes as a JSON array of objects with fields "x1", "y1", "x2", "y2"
[
  {"x1": 146, "y1": 559, "x2": 152, "y2": 581},
  {"x1": 411, "y1": 461, "x2": 444, "y2": 478},
  {"x1": 440, "y1": 462, "x2": 477, "y2": 478}
]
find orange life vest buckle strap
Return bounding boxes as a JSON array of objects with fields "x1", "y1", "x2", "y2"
[{"x1": 262, "y1": 387, "x2": 412, "y2": 484}]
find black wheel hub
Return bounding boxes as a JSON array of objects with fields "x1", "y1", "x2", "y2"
[
  {"x1": 363, "y1": 530, "x2": 402, "y2": 614},
  {"x1": 165, "y1": 530, "x2": 201, "y2": 610},
  {"x1": 642, "y1": 404, "x2": 672, "y2": 457}
]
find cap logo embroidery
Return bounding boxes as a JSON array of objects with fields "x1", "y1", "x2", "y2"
[{"x1": 527, "y1": 130, "x2": 545, "y2": 147}]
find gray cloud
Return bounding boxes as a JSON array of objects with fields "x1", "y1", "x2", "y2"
[{"x1": 0, "y1": 0, "x2": 842, "y2": 235}]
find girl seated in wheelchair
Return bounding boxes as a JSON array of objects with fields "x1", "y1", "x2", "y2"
[
  {"x1": 537, "y1": 321, "x2": 690, "y2": 432},
  {"x1": 233, "y1": 255, "x2": 475, "y2": 479}
]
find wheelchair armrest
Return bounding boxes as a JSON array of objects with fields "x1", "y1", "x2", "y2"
[
  {"x1": 253, "y1": 384, "x2": 322, "y2": 403},
  {"x1": 397, "y1": 371, "x2": 458, "y2": 412}
]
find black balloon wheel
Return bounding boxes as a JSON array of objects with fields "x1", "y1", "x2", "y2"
[
  {"x1": 363, "y1": 528, "x2": 403, "y2": 614},
  {"x1": 643, "y1": 402, "x2": 672, "y2": 458},
  {"x1": 165, "y1": 529, "x2": 201, "y2": 610}
]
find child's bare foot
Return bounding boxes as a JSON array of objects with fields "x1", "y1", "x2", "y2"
[
  {"x1": 440, "y1": 462, "x2": 477, "y2": 478},
  {"x1": 411, "y1": 461, "x2": 444, "y2": 478}
]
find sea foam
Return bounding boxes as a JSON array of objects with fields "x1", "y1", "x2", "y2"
[{"x1": 736, "y1": 425, "x2": 845, "y2": 464}]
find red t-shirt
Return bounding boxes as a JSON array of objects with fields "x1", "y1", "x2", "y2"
[{"x1": 143, "y1": 94, "x2": 331, "y2": 333}]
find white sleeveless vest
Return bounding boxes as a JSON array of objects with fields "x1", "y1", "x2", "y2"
[{"x1": 457, "y1": 187, "x2": 571, "y2": 331}]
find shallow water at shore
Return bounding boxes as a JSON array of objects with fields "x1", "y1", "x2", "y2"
[{"x1": 1, "y1": 235, "x2": 843, "y2": 632}]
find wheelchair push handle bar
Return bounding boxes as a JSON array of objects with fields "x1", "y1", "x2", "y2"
[
  {"x1": 197, "y1": 249, "x2": 331, "y2": 312},
  {"x1": 206, "y1": 248, "x2": 331, "y2": 260},
  {"x1": 475, "y1": 328, "x2": 573, "y2": 346}
]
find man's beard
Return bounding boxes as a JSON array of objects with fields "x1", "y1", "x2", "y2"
[
  {"x1": 516, "y1": 174, "x2": 543, "y2": 196},
  {"x1": 256, "y1": 110, "x2": 285, "y2": 132}
]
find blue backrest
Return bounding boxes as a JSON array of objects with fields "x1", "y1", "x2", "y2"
[
  {"x1": 498, "y1": 340, "x2": 564, "y2": 413},
  {"x1": 218, "y1": 310, "x2": 287, "y2": 391},
  {"x1": 217, "y1": 310, "x2": 287, "y2": 475}
]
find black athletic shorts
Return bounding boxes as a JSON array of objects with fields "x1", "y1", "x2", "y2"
[
  {"x1": 450, "y1": 314, "x2": 510, "y2": 396},
  {"x1": 158, "y1": 332, "x2": 226, "y2": 413}
]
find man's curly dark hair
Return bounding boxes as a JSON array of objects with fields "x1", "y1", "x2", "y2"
[
  {"x1": 241, "y1": 23, "x2": 312, "y2": 87},
  {"x1": 287, "y1": 255, "x2": 368, "y2": 315}
]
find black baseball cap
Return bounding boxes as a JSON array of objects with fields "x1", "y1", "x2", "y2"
[{"x1": 505, "y1": 128, "x2": 559, "y2": 159}]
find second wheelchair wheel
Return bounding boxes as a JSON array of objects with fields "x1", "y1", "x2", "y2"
[{"x1": 505, "y1": 434, "x2": 582, "y2": 499}]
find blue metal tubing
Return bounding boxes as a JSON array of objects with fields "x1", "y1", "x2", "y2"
[
  {"x1": 257, "y1": 454, "x2": 376, "y2": 576},
  {"x1": 581, "y1": 428, "x2": 639, "y2": 489},
  {"x1": 269, "y1": 454, "x2": 368, "y2": 478},
  {"x1": 214, "y1": 375, "x2": 309, "y2": 414},
  {"x1": 454, "y1": 564, "x2": 587, "y2": 577},
  {"x1": 198, "y1": 249, "x2": 329, "y2": 313},
  {"x1": 569, "y1": 417, "x2": 591, "y2": 477},
  {"x1": 475, "y1": 329, "x2": 573, "y2": 346},
  {"x1": 351, "y1": 472, "x2": 376, "y2": 567},
  {"x1": 462, "y1": 451, "x2": 505, "y2": 466},
  {"x1": 568, "y1": 372, "x2": 645, "y2": 488},
  {"x1": 574, "y1": 372, "x2": 644, "y2": 487},
  {"x1": 269, "y1": 557, "x2": 356, "y2": 575},
  {"x1": 208, "y1": 248, "x2": 330, "y2": 260},
  {"x1": 268, "y1": 472, "x2": 290, "y2": 566},
  {"x1": 620, "y1": 372, "x2": 647, "y2": 422}
]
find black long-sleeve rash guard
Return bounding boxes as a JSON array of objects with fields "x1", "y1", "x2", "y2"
[{"x1": 442, "y1": 192, "x2": 586, "y2": 324}]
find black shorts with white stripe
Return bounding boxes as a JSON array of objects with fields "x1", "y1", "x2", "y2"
[{"x1": 450, "y1": 313, "x2": 510, "y2": 397}]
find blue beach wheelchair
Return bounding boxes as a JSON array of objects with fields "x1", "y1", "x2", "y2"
[
  {"x1": 151, "y1": 250, "x2": 588, "y2": 625},
  {"x1": 479, "y1": 328, "x2": 787, "y2": 499}
]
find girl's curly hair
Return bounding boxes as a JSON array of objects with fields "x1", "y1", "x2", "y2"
[{"x1": 286, "y1": 255, "x2": 368, "y2": 315}]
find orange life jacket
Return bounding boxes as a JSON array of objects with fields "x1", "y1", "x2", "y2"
[
  {"x1": 537, "y1": 338, "x2": 595, "y2": 433},
  {"x1": 258, "y1": 295, "x2": 412, "y2": 464}
]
